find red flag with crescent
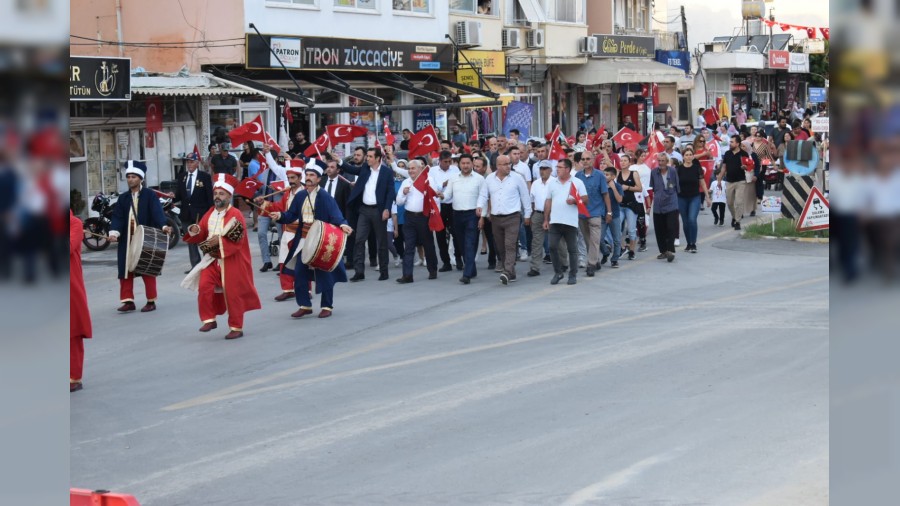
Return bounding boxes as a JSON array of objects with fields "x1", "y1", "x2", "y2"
[
  {"x1": 645, "y1": 131, "x2": 665, "y2": 169},
  {"x1": 611, "y1": 127, "x2": 642, "y2": 151},
  {"x1": 408, "y1": 125, "x2": 440, "y2": 159},
  {"x1": 548, "y1": 126, "x2": 567, "y2": 160},
  {"x1": 569, "y1": 181, "x2": 588, "y2": 216},
  {"x1": 412, "y1": 166, "x2": 444, "y2": 232},
  {"x1": 146, "y1": 96, "x2": 163, "y2": 134},
  {"x1": 234, "y1": 178, "x2": 264, "y2": 199},
  {"x1": 304, "y1": 132, "x2": 333, "y2": 157},
  {"x1": 326, "y1": 124, "x2": 368, "y2": 144},
  {"x1": 383, "y1": 118, "x2": 396, "y2": 146},
  {"x1": 228, "y1": 114, "x2": 266, "y2": 147}
]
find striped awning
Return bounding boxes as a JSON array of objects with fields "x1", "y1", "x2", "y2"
[{"x1": 130, "y1": 73, "x2": 275, "y2": 98}]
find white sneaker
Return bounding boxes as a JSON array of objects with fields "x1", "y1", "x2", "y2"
[
  {"x1": 393, "y1": 257, "x2": 401, "y2": 267},
  {"x1": 674, "y1": 238, "x2": 681, "y2": 247},
  {"x1": 415, "y1": 258, "x2": 424, "y2": 266}
]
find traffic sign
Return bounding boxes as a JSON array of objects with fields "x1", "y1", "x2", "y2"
[{"x1": 796, "y1": 187, "x2": 830, "y2": 232}]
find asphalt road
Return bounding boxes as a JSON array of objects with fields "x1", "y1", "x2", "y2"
[{"x1": 71, "y1": 212, "x2": 828, "y2": 505}]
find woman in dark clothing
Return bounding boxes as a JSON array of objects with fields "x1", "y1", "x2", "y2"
[{"x1": 675, "y1": 147, "x2": 710, "y2": 253}]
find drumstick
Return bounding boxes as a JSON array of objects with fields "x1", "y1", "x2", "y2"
[{"x1": 84, "y1": 231, "x2": 110, "y2": 240}]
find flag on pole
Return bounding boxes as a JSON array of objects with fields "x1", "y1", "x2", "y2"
[
  {"x1": 569, "y1": 181, "x2": 588, "y2": 216},
  {"x1": 383, "y1": 118, "x2": 396, "y2": 146},
  {"x1": 412, "y1": 166, "x2": 444, "y2": 232}
]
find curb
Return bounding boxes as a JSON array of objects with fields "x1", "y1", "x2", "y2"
[{"x1": 742, "y1": 233, "x2": 829, "y2": 244}]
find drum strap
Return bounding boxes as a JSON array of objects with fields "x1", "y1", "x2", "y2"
[{"x1": 300, "y1": 222, "x2": 312, "y2": 239}]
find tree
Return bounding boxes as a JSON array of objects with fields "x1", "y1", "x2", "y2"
[{"x1": 809, "y1": 41, "x2": 829, "y2": 87}]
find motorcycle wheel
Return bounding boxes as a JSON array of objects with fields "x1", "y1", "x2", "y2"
[
  {"x1": 166, "y1": 216, "x2": 180, "y2": 250},
  {"x1": 82, "y1": 217, "x2": 110, "y2": 251}
]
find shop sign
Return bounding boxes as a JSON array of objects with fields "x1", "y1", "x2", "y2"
[
  {"x1": 768, "y1": 50, "x2": 789, "y2": 70},
  {"x1": 456, "y1": 68, "x2": 480, "y2": 89},
  {"x1": 414, "y1": 110, "x2": 434, "y2": 131},
  {"x1": 654, "y1": 50, "x2": 690, "y2": 74},
  {"x1": 70, "y1": 56, "x2": 131, "y2": 101},
  {"x1": 789, "y1": 53, "x2": 810, "y2": 73},
  {"x1": 247, "y1": 34, "x2": 453, "y2": 72},
  {"x1": 459, "y1": 50, "x2": 506, "y2": 76},
  {"x1": 592, "y1": 35, "x2": 655, "y2": 58}
]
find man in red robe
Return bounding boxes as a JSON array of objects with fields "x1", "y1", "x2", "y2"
[
  {"x1": 70, "y1": 211, "x2": 92, "y2": 392},
  {"x1": 183, "y1": 174, "x2": 261, "y2": 340}
]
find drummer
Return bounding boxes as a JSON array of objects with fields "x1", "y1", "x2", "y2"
[
  {"x1": 270, "y1": 160, "x2": 352, "y2": 319},
  {"x1": 108, "y1": 160, "x2": 171, "y2": 313},
  {"x1": 254, "y1": 158, "x2": 306, "y2": 302}
]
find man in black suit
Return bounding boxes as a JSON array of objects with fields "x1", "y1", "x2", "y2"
[
  {"x1": 174, "y1": 152, "x2": 214, "y2": 271},
  {"x1": 321, "y1": 159, "x2": 351, "y2": 216},
  {"x1": 339, "y1": 147, "x2": 396, "y2": 281}
]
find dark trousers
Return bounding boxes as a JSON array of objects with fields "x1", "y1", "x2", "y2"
[
  {"x1": 832, "y1": 212, "x2": 860, "y2": 282},
  {"x1": 187, "y1": 242, "x2": 201, "y2": 267},
  {"x1": 548, "y1": 223, "x2": 579, "y2": 277},
  {"x1": 436, "y1": 203, "x2": 461, "y2": 266},
  {"x1": 653, "y1": 211, "x2": 679, "y2": 254},
  {"x1": 345, "y1": 206, "x2": 375, "y2": 263},
  {"x1": 391, "y1": 225, "x2": 405, "y2": 259},
  {"x1": 637, "y1": 205, "x2": 647, "y2": 246},
  {"x1": 354, "y1": 205, "x2": 389, "y2": 275},
  {"x1": 402, "y1": 214, "x2": 437, "y2": 278},
  {"x1": 453, "y1": 209, "x2": 479, "y2": 278},
  {"x1": 711, "y1": 202, "x2": 726, "y2": 223},
  {"x1": 483, "y1": 217, "x2": 498, "y2": 266},
  {"x1": 294, "y1": 264, "x2": 332, "y2": 309}
]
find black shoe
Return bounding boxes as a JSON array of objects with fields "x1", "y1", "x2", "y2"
[
  {"x1": 731, "y1": 219, "x2": 737, "y2": 227},
  {"x1": 666, "y1": 252, "x2": 675, "y2": 263},
  {"x1": 610, "y1": 261, "x2": 619, "y2": 268},
  {"x1": 550, "y1": 273, "x2": 563, "y2": 285},
  {"x1": 459, "y1": 276, "x2": 470, "y2": 284},
  {"x1": 628, "y1": 250, "x2": 635, "y2": 260},
  {"x1": 370, "y1": 259, "x2": 378, "y2": 267},
  {"x1": 638, "y1": 244, "x2": 647, "y2": 252},
  {"x1": 500, "y1": 273, "x2": 509, "y2": 285},
  {"x1": 260, "y1": 262, "x2": 273, "y2": 272},
  {"x1": 439, "y1": 264, "x2": 453, "y2": 272},
  {"x1": 428, "y1": 271, "x2": 438, "y2": 280},
  {"x1": 684, "y1": 244, "x2": 692, "y2": 252},
  {"x1": 691, "y1": 244, "x2": 698, "y2": 253},
  {"x1": 567, "y1": 276, "x2": 576, "y2": 285},
  {"x1": 543, "y1": 255, "x2": 552, "y2": 264},
  {"x1": 750, "y1": 211, "x2": 756, "y2": 217},
  {"x1": 487, "y1": 263, "x2": 496, "y2": 270},
  {"x1": 378, "y1": 272, "x2": 389, "y2": 281},
  {"x1": 600, "y1": 254, "x2": 609, "y2": 265},
  {"x1": 527, "y1": 269, "x2": 540, "y2": 277},
  {"x1": 734, "y1": 223, "x2": 741, "y2": 230},
  {"x1": 657, "y1": 253, "x2": 667, "y2": 260},
  {"x1": 456, "y1": 263, "x2": 464, "y2": 271},
  {"x1": 396, "y1": 276, "x2": 413, "y2": 284},
  {"x1": 586, "y1": 266, "x2": 595, "y2": 277},
  {"x1": 350, "y1": 273, "x2": 365, "y2": 282}
]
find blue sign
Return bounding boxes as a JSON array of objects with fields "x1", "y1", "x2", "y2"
[
  {"x1": 503, "y1": 100, "x2": 534, "y2": 140},
  {"x1": 655, "y1": 50, "x2": 690, "y2": 75},
  {"x1": 809, "y1": 87, "x2": 827, "y2": 103},
  {"x1": 414, "y1": 110, "x2": 434, "y2": 131},
  {"x1": 419, "y1": 62, "x2": 441, "y2": 70}
]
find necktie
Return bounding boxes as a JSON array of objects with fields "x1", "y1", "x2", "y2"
[
  {"x1": 327, "y1": 179, "x2": 334, "y2": 196},
  {"x1": 187, "y1": 172, "x2": 194, "y2": 197}
]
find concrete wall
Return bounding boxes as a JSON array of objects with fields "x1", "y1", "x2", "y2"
[{"x1": 70, "y1": 0, "x2": 245, "y2": 72}]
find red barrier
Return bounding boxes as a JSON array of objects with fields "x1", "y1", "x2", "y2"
[{"x1": 70, "y1": 488, "x2": 141, "y2": 506}]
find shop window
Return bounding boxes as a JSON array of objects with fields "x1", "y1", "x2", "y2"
[
  {"x1": 544, "y1": 0, "x2": 584, "y2": 23},
  {"x1": 209, "y1": 108, "x2": 239, "y2": 145},
  {"x1": 678, "y1": 94, "x2": 689, "y2": 123},
  {"x1": 334, "y1": 0, "x2": 377, "y2": 10},
  {"x1": 393, "y1": 0, "x2": 430, "y2": 14},
  {"x1": 451, "y1": 0, "x2": 495, "y2": 16}
]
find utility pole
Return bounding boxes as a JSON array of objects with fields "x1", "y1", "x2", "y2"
[{"x1": 681, "y1": 5, "x2": 688, "y2": 50}]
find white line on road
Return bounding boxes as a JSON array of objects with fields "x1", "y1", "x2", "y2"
[{"x1": 560, "y1": 452, "x2": 676, "y2": 506}]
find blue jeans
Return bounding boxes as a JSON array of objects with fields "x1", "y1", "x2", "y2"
[
  {"x1": 256, "y1": 215, "x2": 281, "y2": 264},
  {"x1": 677, "y1": 195, "x2": 701, "y2": 245},
  {"x1": 453, "y1": 210, "x2": 479, "y2": 278},
  {"x1": 600, "y1": 215, "x2": 622, "y2": 262}
]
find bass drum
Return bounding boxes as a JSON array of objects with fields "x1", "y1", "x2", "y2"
[
  {"x1": 300, "y1": 220, "x2": 346, "y2": 272},
  {"x1": 126, "y1": 225, "x2": 169, "y2": 277}
]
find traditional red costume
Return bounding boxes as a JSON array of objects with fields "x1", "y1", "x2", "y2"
[
  {"x1": 70, "y1": 211, "x2": 92, "y2": 390},
  {"x1": 183, "y1": 175, "x2": 261, "y2": 338}
]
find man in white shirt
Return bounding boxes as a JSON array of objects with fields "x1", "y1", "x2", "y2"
[
  {"x1": 439, "y1": 153, "x2": 484, "y2": 284},
  {"x1": 476, "y1": 154, "x2": 531, "y2": 285},
  {"x1": 694, "y1": 108, "x2": 707, "y2": 130},
  {"x1": 526, "y1": 162, "x2": 554, "y2": 277},
  {"x1": 508, "y1": 144, "x2": 533, "y2": 261},
  {"x1": 663, "y1": 136, "x2": 683, "y2": 162},
  {"x1": 679, "y1": 125, "x2": 697, "y2": 151},
  {"x1": 395, "y1": 159, "x2": 440, "y2": 283},
  {"x1": 543, "y1": 158, "x2": 588, "y2": 285},
  {"x1": 430, "y1": 151, "x2": 462, "y2": 271}
]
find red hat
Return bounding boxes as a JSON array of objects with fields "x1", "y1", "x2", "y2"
[
  {"x1": 213, "y1": 173, "x2": 239, "y2": 194},
  {"x1": 285, "y1": 158, "x2": 306, "y2": 176}
]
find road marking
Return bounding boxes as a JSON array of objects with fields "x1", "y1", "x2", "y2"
[
  {"x1": 164, "y1": 275, "x2": 828, "y2": 411},
  {"x1": 561, "y1": 453, "x2": 675, "y2": 506}
]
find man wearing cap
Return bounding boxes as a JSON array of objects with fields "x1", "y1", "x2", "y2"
[
  {"x1": 183, "y1": 173, "x2": 261, "y2": 339},
  {"x1": 270, "y1": 163, "x2": 353, "y2": 319},
  {"x1": 210, "y1": 142, "x2": 238, "y2": 177},
  {"x1": 108, "y1": 161, "x2": 171, "y2": 313},
  {"x1": 256, "y1": 156, "x2": 306, "y2": 302},
  {"x1": 175, "y1": 152, "x2": 214, "y2": 271}
]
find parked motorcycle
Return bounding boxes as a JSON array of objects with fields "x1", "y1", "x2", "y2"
[{"x1": 81, "y1": 190, "x2": 181, "y2": 251}]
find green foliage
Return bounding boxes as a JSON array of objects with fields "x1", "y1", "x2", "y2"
[{"x1": 809, "y1": 41, "x2": 829, "y2": 87}]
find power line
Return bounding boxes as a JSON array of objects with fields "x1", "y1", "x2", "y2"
[{"x1": 70, "y1": 34, "x2": 244, "y2": 46}]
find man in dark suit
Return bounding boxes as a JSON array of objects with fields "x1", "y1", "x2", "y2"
[
  {"x1": 339, "y1": 147, "x2": 396, "y2": 281},
  {"x1": 174, "y1": 152, "x2": 214, "y2": 271},
  {"x1": 108, "y1": 161, "x2": 170, "y2": 313},
  {"x1": 320, "y1": 158, "x2": 351, "y2": 216}
]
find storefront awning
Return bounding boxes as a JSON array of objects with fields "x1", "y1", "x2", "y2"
[
  {"x1": 207, "y1": 68, "x2": 315, "y2": 106},
  {"x1": 557, "y1": 59, "x2": 686, "y2": 85},
  {"x1": 130, "y1": 73, "x2": 274, "y2": 98},
  {"x1": 460, "y1": 80, "x2": 515, "y2": 107}
]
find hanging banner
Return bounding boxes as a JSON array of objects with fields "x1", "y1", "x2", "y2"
[
  {"x1": 654, "y1": 50, "x2": 691, "y2": 75},
  {"x1": 503, "y1": 100, "x2": 535, "y2": 139}
]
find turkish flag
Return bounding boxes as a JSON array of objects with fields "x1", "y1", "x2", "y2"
[
  {"x1": 269, "y1": 180, "x2": 285, "y2": 192},
  {"x1": 304, "y1": 132, "x2": 332, "y2": 158},
  {"x1": 247, "y1": 152, "x2": 267, "y2": 179},
  {"x1": 611, "y1": 127, "x2": 642, "y2": 151},
  {"x1": 645, "y1": 131, "x2": 665, "y2": 169},
  {"x1": 412, "y1": 167, "x2": 444, "y2": 232},
  {"x1": 146, "y1": 97, "x2": 163, "y2": 134},
  {"x1": 569, "y1": 181, "x2": 588, "y2": 216},
  {"x1": 283, "y1": 102, "x2": 293, "y2": 126},
  {"x1": 326, "y1": 124, "x2": 368, "y2": 144},
  {"x1": 707, "y1": 140, "x2": 719, "y2": 159},
  {"x1": 408, "y1": 125, "x2": 440, "y2": 159},
  {"x1": 806, "y1": 27, "x2": 816, "y2": 39},
  {"x1": 652, "y1": 83, "x2": 659, "y2": 106},
  {"x1": 548, "y1": 126, "x2": 567, "y2": 160},
  {"x1": 383, "y1": 118, "x2": 396, "y2": 146},
  {"x1": 592, "y1": 124, "x2": 607, "y2": 147},
  {"x1": 234, "y1": 178, "x2": 264, "y2": 200},
  {"x1": 228, "y1": 114, "x2": 266, "y2": 147},
  {"x1": 779, "y1": 23, "x2": 791, "y2": 31},
  {"x1": 145, "y1": 131, "x2": 155, "y2": 148},
  {"x1": 820, "y1": 27, "x2": 829, "y2": 41},
  {"x1": 702, "y1": 107, "x2": 719, "y2": 126}
]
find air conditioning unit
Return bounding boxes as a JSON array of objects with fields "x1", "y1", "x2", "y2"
[
  {"x1": 456, "y1": 20, "x2": 482, "y2": 47},
  {"x1": 526, "y1": 29, "x2": 545, "y2": 49},
  {"x1": 578, "y1": 36, "x2": 597, "y2": 54},
  {"x1": 502, "y1": 29, "x2": 521, "y2": 49}
]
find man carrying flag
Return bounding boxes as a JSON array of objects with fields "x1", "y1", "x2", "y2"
[
  {"x1": 395, "y1": 159, "x2": 441, "y2": 283},
  {"x1": 543, "y1": 158, "x2": 589, "y2": 286},
  {"x1": 575, "y1": 151, "x2": 612, "y2": 277}
]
